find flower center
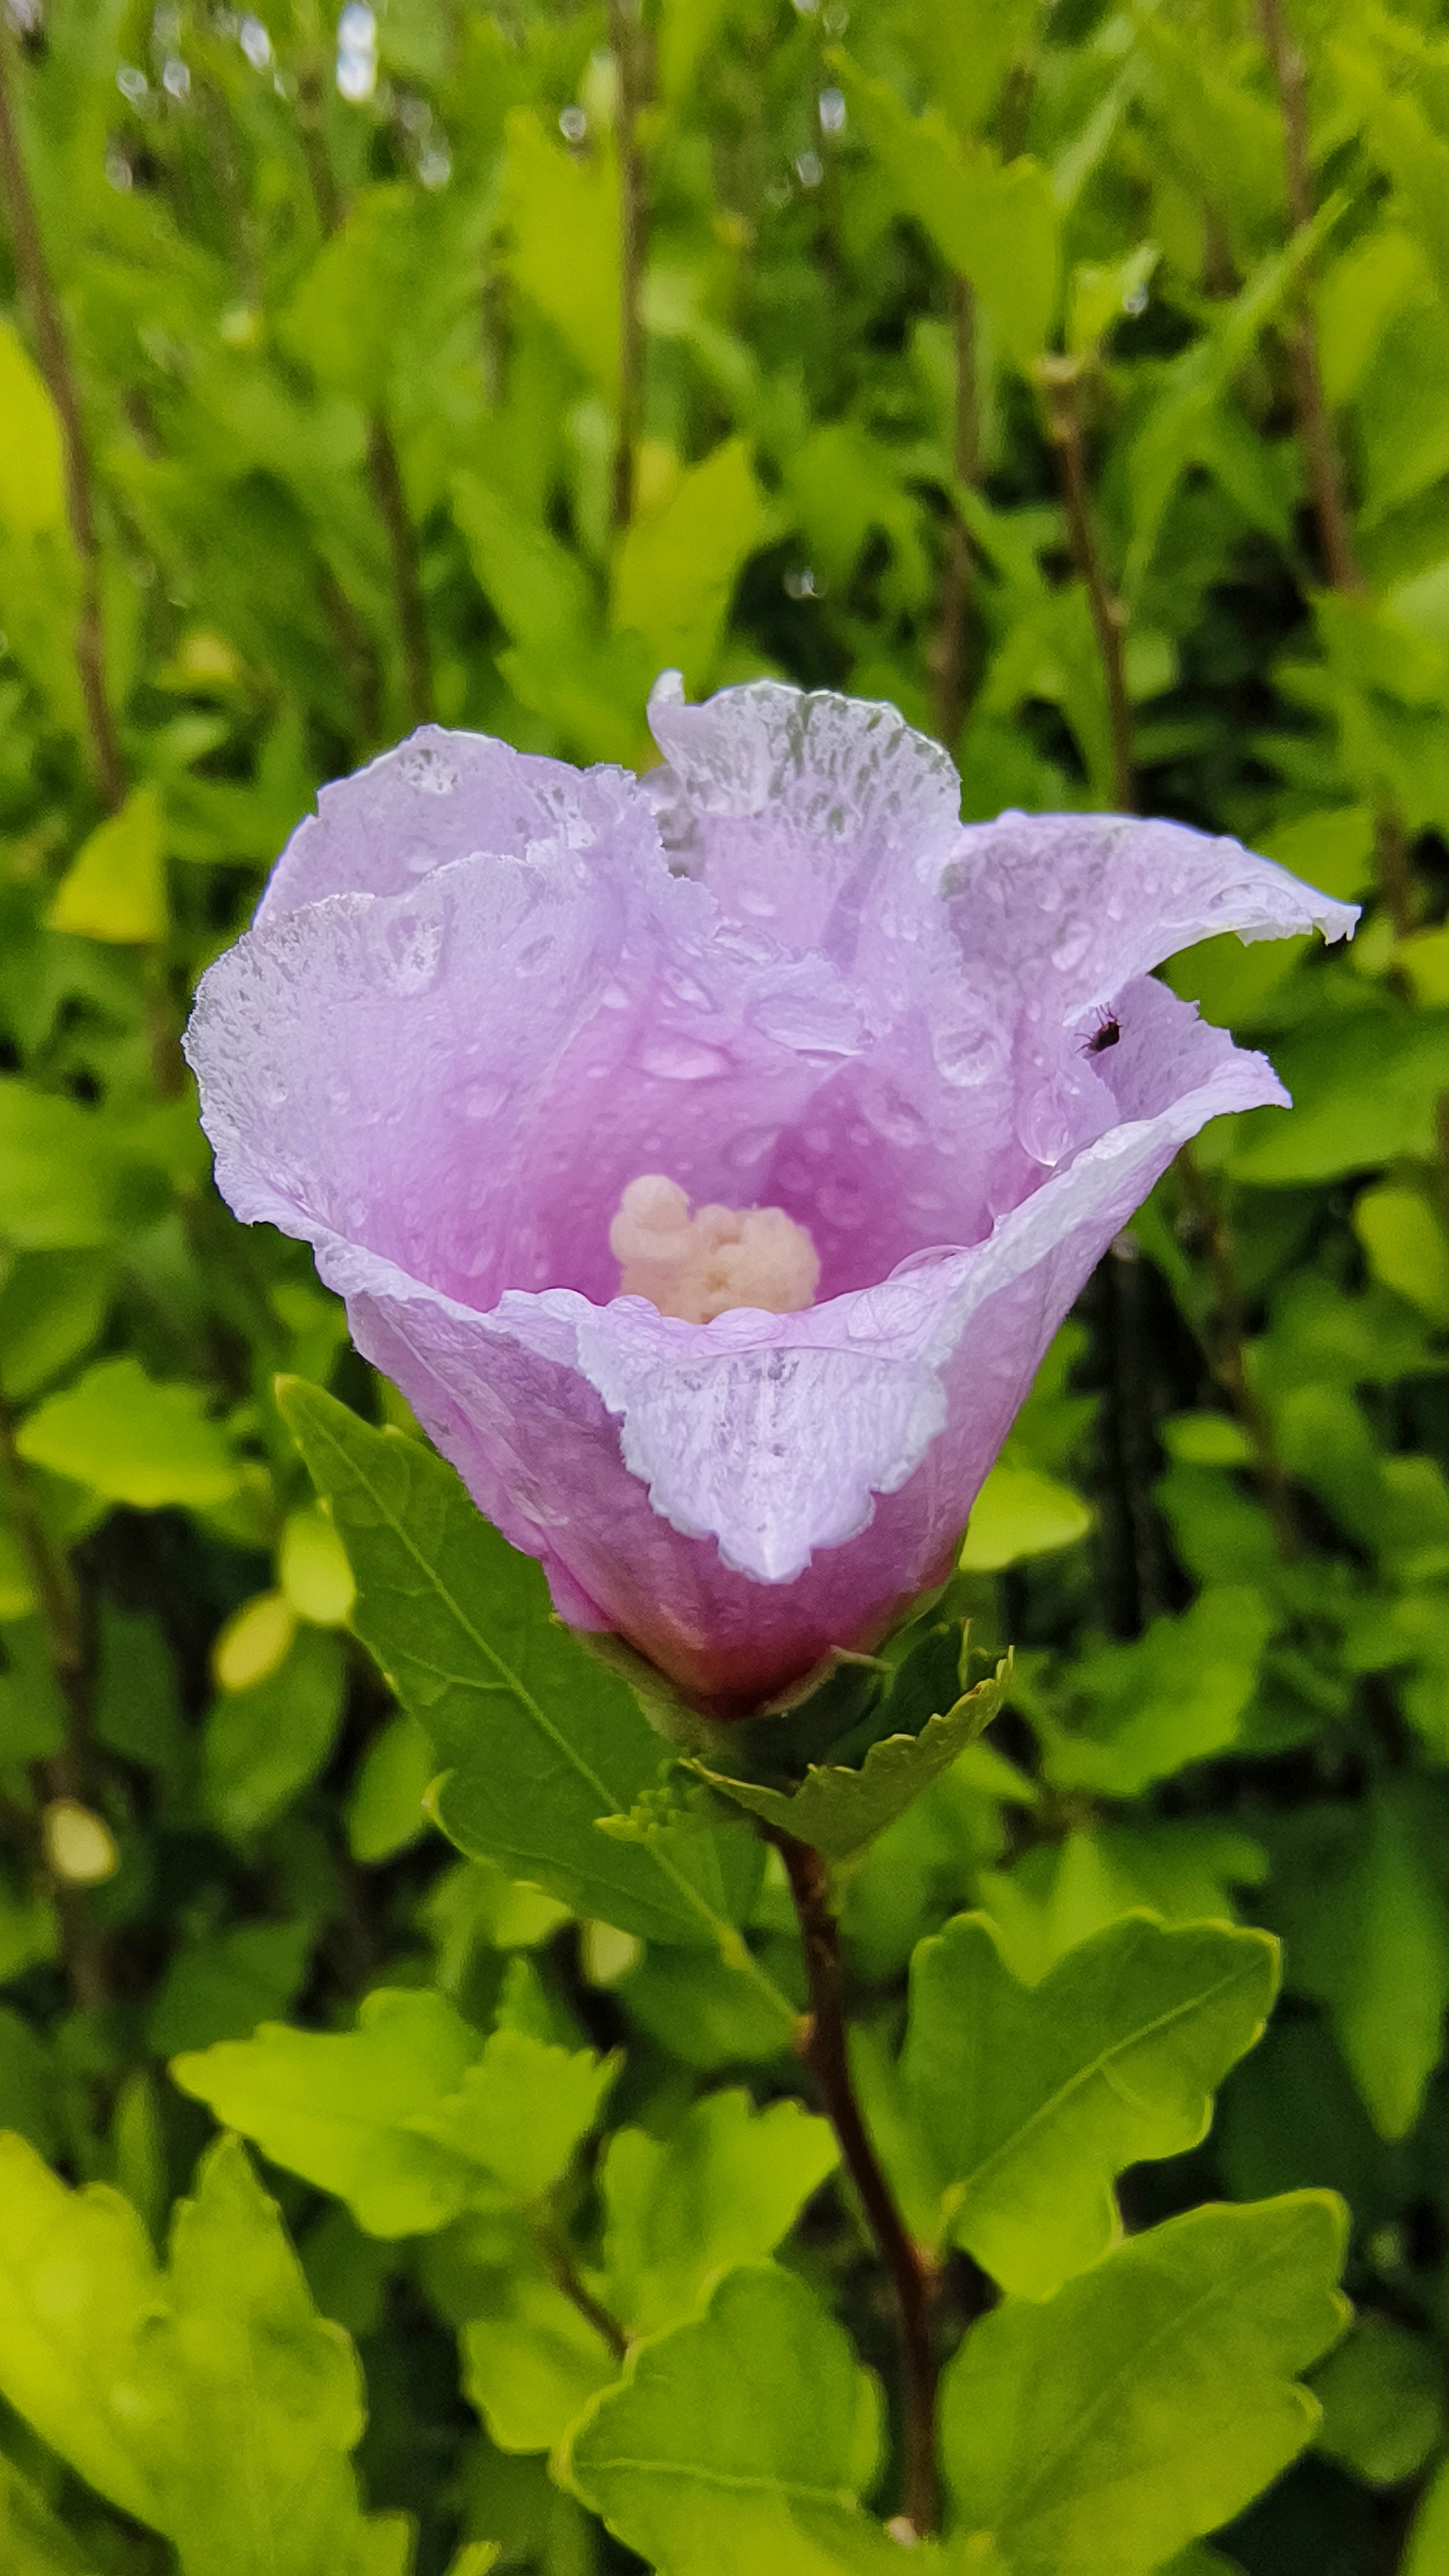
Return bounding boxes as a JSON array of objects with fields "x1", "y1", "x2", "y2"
[{"x1": 610, "y1": 1175, "x2": 821, "y2": 1323}]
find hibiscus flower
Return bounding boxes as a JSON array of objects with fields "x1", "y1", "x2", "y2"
[{"x1": 185, "y1": 677, "x2": 1354, "y2": 1713}]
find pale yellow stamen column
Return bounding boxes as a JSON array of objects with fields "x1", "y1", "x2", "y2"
[{"x1": 610, "y1": 1175, "x2": 820, "y2": 1322}]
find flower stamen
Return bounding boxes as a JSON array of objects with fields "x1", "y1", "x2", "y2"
[{"x1": 610, "y1": 1174, "x2": 820, "y2": 1323}]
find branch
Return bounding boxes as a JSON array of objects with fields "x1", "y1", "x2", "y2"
[
  {"x1": 929, "y1": 276, "x2": 979, "y2": 748},
  {"x1": 775, "y1": 1832, "x2": 939, "y2": 2538},
  {"x1": 295, "y1": 64, "x2": 431, "y2": 732},
  {"x1": 0, "y1": 30, "x2": 124, "y2": 811},
  {"x1": 367, "y1": 416, "x2": 433, "y2": 728},
  {"x1": 1038, "y1": 357, "x2": 1135, "y2": 813},
  {"x1": 1176, "y1": 1149, "x2": 1300, "y2": 1558},
  {"x1": 532, "y1": 2211, "x2": 629, "y2": 2361},
  {"x1": 1257, "y1": 0, "x2": 1361, "y2": 597},
  {"x1": 608, "y1": 0, "x2": 648, "y2": 534}
]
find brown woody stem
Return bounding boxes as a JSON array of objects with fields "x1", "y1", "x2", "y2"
[
  {"x1": 930, "y1": 275, "x2": 979, "y2": 748},
  {"x1": 1177, "y1": 1149, "x2": 1300, "y2": 1558},
  {"x1": 1039, "y1": 358, "x2": 1135, "y2": 812},
  {"x1": 367, "y1": 415, "x2": 433, "y2": 728},
  {"x1": 776, "y1": 1832, "x2": 939, "y2": 2537},
  {"x1": 608, "y1": 0, "x2": 648, "y2": 534},
  {"x1": 0, "y1": 31, "x2": 124, "y2": 811},
  {"x1": 533, "y1": 2212, "x2": 629, "y2": 2361},
  {"x1": 1257, "y1": 0, "x2": 1361, "y2": 596}
]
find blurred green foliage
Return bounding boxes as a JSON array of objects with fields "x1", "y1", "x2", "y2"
[{"x1": 0, "y1": 0, "x2": 1448, "y2": 2570}]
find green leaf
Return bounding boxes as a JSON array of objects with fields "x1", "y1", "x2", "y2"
[
  {"x1": 0, "y1": 1618, "x2": 66, "y2": 1762},
  {"x1": 0, "y1": 2458, "x2": 98, "y2": 2576},
  {"x1": 1227, "y1": 1009, "x2": 1449, "y2": 1184},
  {"x1": 958, "y1": 1464, "x2": 1094, "y2": 1571},
  {"x1": 172, "y1": 1988, "x2": 485, "y2": 2237},
  {"x1": 347, "y1": 1709, "x2": 437, "y2": 1863},
  {"x1": 1404, "y1": 2455, "x2": 1449, "y2": 2575},
  {"x1": 137, "y1": 2135, "x2": 372, "y2": 2576},
  {"x1": 146, "y1": 1920, "x2": 314, "y2": 2057},
  {"x1": 902, "y1": 1912, "x2": 1278, "y2": 2297},
  {"x1": 611, "y1": 439, "x2": 768, "y2": 689},
  {"x1": 459, "y1": 2251, "x2": 620, "y2": 2455},
  {"x1": 45, "y1": 789, "x2": 168, "y2": 946},
  {"x1": 0, "y1": 2004, "x2": 60, "y2": 2156},
  {"x1": 687, "y1": 1661, "x2": 1006, "y2": 1860},
  {"x1": 16, "y1": 1356, "x2": 238, "y2": 1509},
  {"x1": 562, "y1": 2265, "x2": 903, "y2": 2575},
  {"x1": 940, "y1": 2196, "x2": 1349, "y2": 2576},
  {"x1": 500, "y1": 111, "x2": 620, "y2": 397},
  {"x1": 276, "y1": 1381, "x2": 774, "y2": 1968},
  {"x1": 0, "y1": 1087, "x2": 151, "y2": 1253},
  {"x1": 408, "y1": 2025, "x2": 619, "y2": 2203},
  {"x1": 202, "y1": 1627, "x2": 348, "y2": 1839},
  {"x1": 1029, "y1": 1588, "x2": 1272, "y2": 1797},
  {"x1": 0, "y1": 2129, "x2": 165, "y2": 2526},
  {"x1": 0, "y1": 1249, "x2": 113, "y2": 1404},
  {"x1": 1311, "y1": 2313, "x2": 1444, "y2": 2488},
  {"x1": 0, "y1": 318, "x2": 69, "y2": 540},
  {"x1": 833, "y1": 58, "x2": 1058, "y2": 365},
  {"x1": 599, "y1": 2091, "x2": 838, "y2": 2336},
  {"x1": 1277, "y1": 1783, "x2": 1449, "y2": 2140},
  {"x1": 1353, "y1": 1183, "x2": 1449, "y2": 1324},
  {"x1": 172, "y1": 1989, "x2": 615, "y2": 2232}
]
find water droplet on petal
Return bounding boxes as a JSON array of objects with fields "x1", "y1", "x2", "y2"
[
  {"x1": 639, "y1": 1038, "x2": 730, "y2": 1081},
  {"x1": 931, "y1": 1020, "x2": 998, "y2": 1088},
  {"x1": 400, "y1": 743, "x2": 457, "y2": 795},
  {"x1": 464, "y1": 1076, "x2": 510, "y2": 1121},
  {"x1": 1052, "y1": 919, "x2": 1092, "y2": 972}
]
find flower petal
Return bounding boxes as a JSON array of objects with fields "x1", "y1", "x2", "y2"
[
  {"x1": 945, "y1": 809, "x2": 1358, "y2": 1016},
  {"x1": 257, "y1": 726, "x2": 645, "y2": 923},
  {"x1": 646, "y1": 671, "x2": 963, "y2": 960}
]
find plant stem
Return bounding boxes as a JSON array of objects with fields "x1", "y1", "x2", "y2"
[
  {"x1": 533, "y1": 2212, "x2": 629, "y2": 2361},
  {"x1": 930, "y1": 275, "x2": 979, "y2": 747},
  {"x1": 294, "y1": 63, "x2": 431, "y2": 730},
  {"x1": 1177, "y1": 1148, "x2": 1300, "y2": 1558},
  {"x1": 367, "y1": 415, "x2": 433, "y2": 727},
  {"x1": 1257, "y1": 0, "x2": 1361, "y2": 597},
  {"x1": 1039, "y1": 357, "x2": 1135, "y2": 811},
  {"x1": 0, "y1": 31, "x2": 124, "y2": 812},
  {"x1": 775, "y1": 1832, "x2": 939, "y2": 2538},
  {"x1": 608, "y1": 0, "x2": 647, "y2": 534}
]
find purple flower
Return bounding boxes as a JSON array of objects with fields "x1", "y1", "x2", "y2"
[{"x1": 185, "y1": 678, "x2": 1354, "y2": 1714}]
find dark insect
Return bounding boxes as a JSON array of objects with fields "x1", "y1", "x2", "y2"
[{"x1": 1085, "y1": 1013, "x2": 1121, "y2": 1056}]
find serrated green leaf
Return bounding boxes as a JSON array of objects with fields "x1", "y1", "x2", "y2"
[
  {"x1": 460, "y1": 2257, "x2": 620, "y2": 2455},
  {"x1": 611, "y1": 439, "x2": 768, "y2": 687},
  {"x1": 0, "y1": 2131, "x2": 164, "y2": 2527},
  {"x1": 687, "y1": 1662, "x2": 1006, "y2": 1860},
  {"x1": 138, "y1": 2134, "x2": 370, "y2": 2576},
  {"x1": 171, "y1": 1988, "x2": 487, "y2": 2237},
  {"x1": 903, "y1": 1912, "x2": 1279, "y2": 2297},
  {"x1": 562, "y1": 2265, "x2": 903, "y2": 2575},
  {"x1": 172, "y1": 1990, "x2": 615, "y2": 2232},
  {"x1": 408, "y1": 2025, "x2": 619, "y2": 2203},
  {"x1": 600, "y1": 2091, "x2": 838, "y2": 2336},
  {"x1": 940, "y1": 2196, "x2": 1349, "y2": 2576},
  {"x1": 276, "y1": 1382, "x2": 776, "y2": 1974},
  {"x1": 833, "y1": 57, "x2": 1058, "y2": 365}
]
